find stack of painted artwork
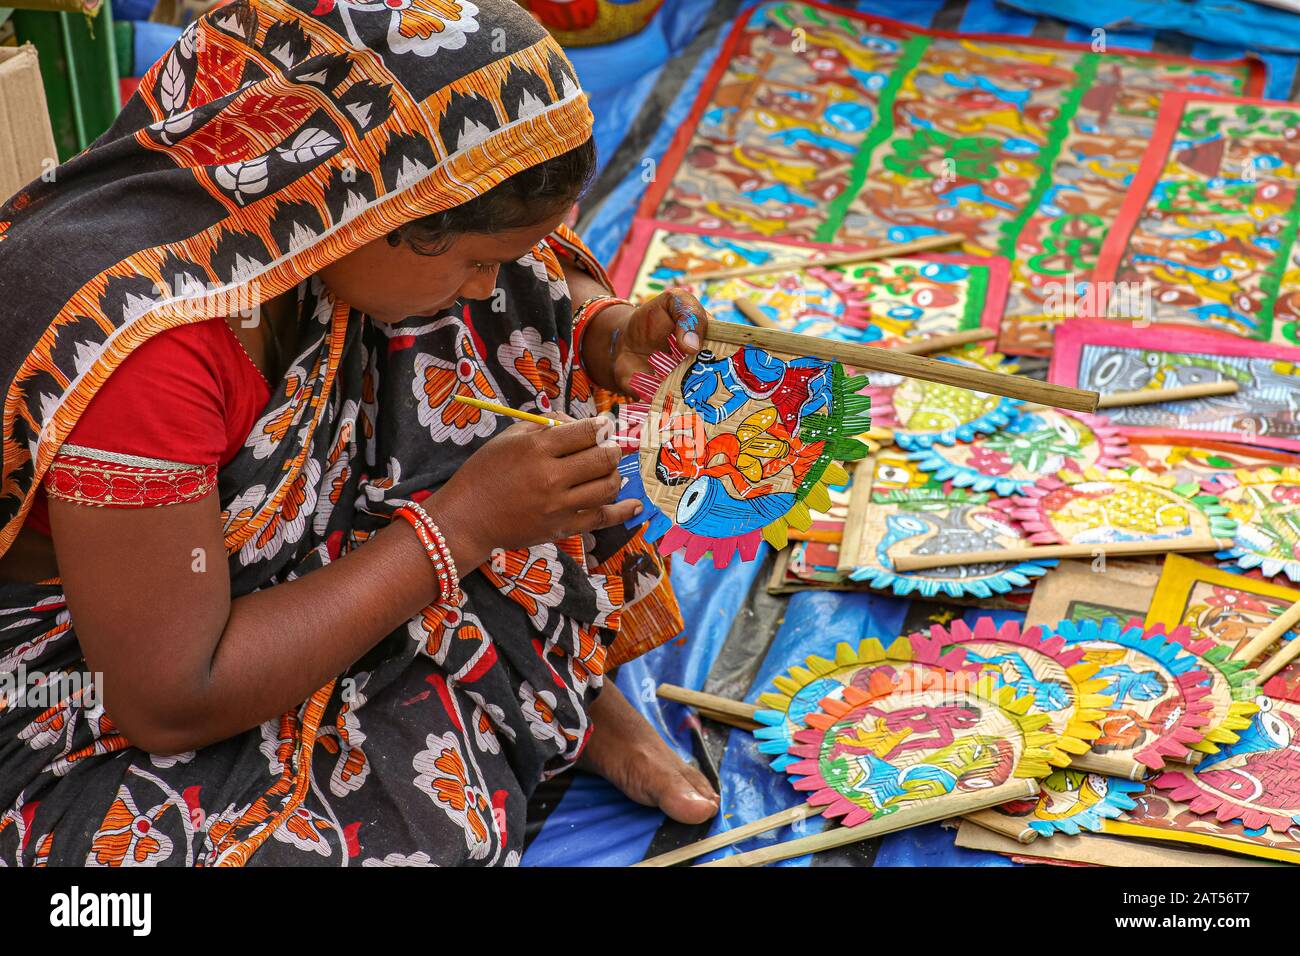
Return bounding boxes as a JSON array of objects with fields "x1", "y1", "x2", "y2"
[{"x1": 611, "y1": 0, "x2": 1300, "y2": 865}]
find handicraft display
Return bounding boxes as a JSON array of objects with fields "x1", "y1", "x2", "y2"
[
  {"x1": 637, "y1": 0, "x2": 1260, "y2": 354},
  {"x1": 1203, "y1": 466, "x2": 1300, "y2": 584},
  {"x1": 866, "y1": 345, "x2": 1021, "y2": 449},
  {"x1": 926, "y1": 617, "x2": 1110, "y2": 768},
  {"x1": 1145, "y1": 554, "x2": 1300, "y2": 698},
  {"x1": 910, "y1": 407, "x2": 1129, "y2": 496},
  {"x1": 984, "y1": 769, "x2": 1146, "y2": 838},
  {"x1": 752, "y1": 634, "x2": 978, "y2": 771},
  {"x1": 781, "y1": 670, "x2": 1056, "y2": 827},
  {"x1": 1004, "y1": 466, "x2": 1236, "y2": 547},
  {"x1": 1050, "y1": 319, "x2": 1300, "y2": 452},
  {"x1": 1048, "y1": 617, "x2": 1214, "y2": 778},
  {"x1": 844, "y1": 449, "x2": 1053, "y2": 600},
  {"x1": 617, "y1": 336, "x2": 872, "y2": 566},
  {"x1": 1150, "y1": 679, "x2": 1300, "y2": 836},
  {"x1": 1088, "y1": 93, "x2": 1300, "y2": 346},
  {"x1": 610, "y1": 220, "x2": 1008, "y2": 346}
]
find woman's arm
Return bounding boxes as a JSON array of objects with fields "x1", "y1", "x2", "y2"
[{"x1": 51, "y1": 416, "x2": 637, "y2": 754}]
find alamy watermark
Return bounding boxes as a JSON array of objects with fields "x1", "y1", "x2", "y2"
[
  {"x1": 0, "y1": 665, "x2": 102, "y2": 709},
  {"x1": 1040, "y1": 271, "x2": 1154, "y2": 324}
]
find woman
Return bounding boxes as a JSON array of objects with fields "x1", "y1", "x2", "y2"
[{"x1": 0, "y1": 0, "x2": 718, "y2": 865}]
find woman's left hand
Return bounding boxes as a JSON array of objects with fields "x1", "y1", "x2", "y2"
[{"x1": 608, "y1": 289, "x2": 706, "y2": 396}]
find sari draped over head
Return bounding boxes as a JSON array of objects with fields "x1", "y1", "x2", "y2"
[{"x1": 0, "y1": 0, "x2": 681, "y2": 866}]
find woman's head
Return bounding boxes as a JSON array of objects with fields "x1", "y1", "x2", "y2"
[{"x1": 318, "y1": 138, "x2": 596, "y2": 323}]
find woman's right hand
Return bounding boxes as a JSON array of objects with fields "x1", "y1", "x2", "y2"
[{"x1": 420, "y1": 416, "x2": 642, "y2": 569}]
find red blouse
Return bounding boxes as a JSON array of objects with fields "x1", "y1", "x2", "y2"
[{"x1": 25, "y1": 318, "x2": 272, "y2": 535}]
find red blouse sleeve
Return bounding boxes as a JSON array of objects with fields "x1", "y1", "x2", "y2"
[{"x1": 43, "y1": 319, "x2": 241, "y2": 509}]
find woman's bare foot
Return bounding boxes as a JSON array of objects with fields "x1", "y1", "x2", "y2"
[{"x1": 581, "y1": 681, "x2": 721, "y2": 825}]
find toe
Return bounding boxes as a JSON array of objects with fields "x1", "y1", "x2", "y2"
[{"x1": 657, "y1": 765, "x2": 720, "y2": 824}]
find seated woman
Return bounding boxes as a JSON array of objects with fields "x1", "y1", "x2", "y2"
[{"x1": 0, "y1": 0, "x2": 717, "y2": 866}]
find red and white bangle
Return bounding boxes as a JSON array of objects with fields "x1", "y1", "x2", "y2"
[
  {"x1": 393, "y1": 504, "x2": 461, "y2": 604},
  {"x1": 572, "y1": 294, "x2": 633, "y2": 371}
]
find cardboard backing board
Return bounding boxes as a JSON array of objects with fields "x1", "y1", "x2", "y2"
[{"x1": 0, "y1": 43, "x2": 56, "y2": 204}]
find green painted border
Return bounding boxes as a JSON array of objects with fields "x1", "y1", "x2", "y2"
[
  {"x1": 959, "y1": 262, "x2": 989, "y2": 332},
  {"x1": 996, "y1": 53, "x2": 1099, "y2": 261},
  {"x1": 816, "y1": 32, "x2": 931, "y2": 243}
]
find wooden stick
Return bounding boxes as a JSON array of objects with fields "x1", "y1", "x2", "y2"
[
  {"x1": 893, "y1": 328, "x2": 996, "y2": 355},
  {"x1": 1024, "y1": 380, "x2": 1240, "y2": 412},
  {"x1": 686, "y1": 233, "x2": 962, "y2": 283},
  {"x1": 1231, "y1": 596, "x2": 1300, "y2": 663},
  {"x1": 635, "y1": 804, "x2": 819, "y2": 867},
  {"x1": 694, "y1": 708, "x2": 761, "y2": 731},
  {"x1": 656, "y1": 684, "x2": 760, "y2": 723},
  {"x1": 702, "y1": 320, "x2": 1099, "y2": 413},
  {"x1": 962, "y1": 808, "x2": 1038, "y2": 845},
  {"x1": 1257, "y1": 617, "x2": 1300, "y2": 681},
  {"x1": 732, "y1": 299, "x2": 994, "y2": 355},
  {"x1": 731, "y1": 297, "x2": 784, "y2": 330},
  {"x1": 452, "y1": 395, "x2": 558, "y2": 427},
  {"x1": 892, "y1": 536, "x2": 1232, "y2": 572},
  {"x1": 700, "y1": 779, "x2": 1038, "y2": 867},
  {"x1": 787, "y1": 529, "x2": 843, "y2": 544}
]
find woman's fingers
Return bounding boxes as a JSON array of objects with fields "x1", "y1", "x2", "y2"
[
  {"x1": 563, "y1": 468, "x2": 622, "y2": 512},
  {"x1": 572, "y1": 497, "x2": 643, "y2": 533},
  {"x1": 665, "y1": 290, "x2": 705, "y2": 355},
  {"x1": 538, "y1": 416, "x2": 605, "y2": 456},
  {"x1": 559, "y1": 441, "x2": 623, "y2": 486}
]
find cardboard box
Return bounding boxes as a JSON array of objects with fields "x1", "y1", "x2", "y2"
[{"x1": 0, "y1": 43, "x2": 58, "y2": 204}]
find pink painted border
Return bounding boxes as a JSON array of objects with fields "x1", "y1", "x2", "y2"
[
  {"x1": 1088, "y1": 91, "x2": 1300, "y2": 322},
  {"x1": 609, "y1": 217, "x2": 1010, "y2": 337},
  {"x1": 1048, "y1": 319, "x2": 1300, "y2": 452}
]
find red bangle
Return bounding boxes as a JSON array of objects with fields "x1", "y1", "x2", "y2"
[
  {"x1": 393, "y1": 505, "x2": 461, "y2": 604},
  {"x1": 572, "y1": 295, "x2": 633, "y2": 372}
]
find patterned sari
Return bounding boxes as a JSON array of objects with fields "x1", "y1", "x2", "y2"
[{"x1": 0, "y1": 0, "x2": 679, "y2": 865}]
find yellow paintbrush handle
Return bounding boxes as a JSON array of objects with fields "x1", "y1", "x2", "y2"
[{"x1": 452, "y1": 395, "x2": 559, "y2": 427}]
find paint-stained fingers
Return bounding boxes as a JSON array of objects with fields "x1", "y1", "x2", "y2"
[{"x1": 665, "y1": 289, "x2": 706, "y2": 354}]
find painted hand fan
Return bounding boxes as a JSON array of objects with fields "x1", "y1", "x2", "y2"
[
  {"x1": 617, "y1": 336, "x2": 872, "y2": 566},
  {"x1": 1149, "y1": 677, "x2": 1300, "y2": 835},
  {"x1": 1147, "y1": 623, "x2": 1260, "y2": 764},
  {"x1": 1203, "y1": 466, "x2": 1300, "y2": 584},
  {"x1": 1003, "y1": 467, "x2": 1236, "y2": 547},
  {"x1": 909, "y1": 408, "x2": 1128, "y2": 497},
  {"x1": 866, "y1": 345, "x2": 1020, "y2": 450},
  {"x1": 781, "y1": 670, "x2": 1057, "y2": 828},
  {"x1": 927, "y1": 617, "x2": 1110, "y2": 768},
  {"x1": 1108, "y1": 780, "x2": 1300, "y2": 864},
  {"x1": 752, "y1": 634, "x2": 979, "y2": 771},
  {"x1": 847, "y1": 484, "x2": 1053, "y2": 599},
  {"x1": 1048, "y1": 618, "x2": 1215, "y2": 778},
  {"x1": 983, "y1": 770, "x2": 1145, "y2": 838}
]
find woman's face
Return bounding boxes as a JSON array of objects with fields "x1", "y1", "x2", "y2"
[{"x1": 318, "y1": 211, "x2": 568, "y2": 324}]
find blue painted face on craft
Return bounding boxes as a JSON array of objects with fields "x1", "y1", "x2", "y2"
[
  {"x1": 675, "y1": 475, "x2": 795, "y2": 537},
  {"x1": 1200, "y1": 697, "x2": 1293, "y2": 770},
  {"x1": 788, "y1": 677, "x2": 842, "y2": 729},
  {"x1": 680, "y1": 354, "x2": 728, "y2": 407}
]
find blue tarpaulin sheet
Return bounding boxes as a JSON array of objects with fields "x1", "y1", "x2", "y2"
[{"x1": 523, "y1": 0, "x2": 1300, "y2": 867}]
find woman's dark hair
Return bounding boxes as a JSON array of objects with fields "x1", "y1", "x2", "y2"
[{"x1": 388, "y1": 138, "x2": 596, "y2": 256}]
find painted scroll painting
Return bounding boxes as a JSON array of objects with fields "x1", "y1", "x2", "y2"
[
  {"x1": 1089, "y1": 93, "x2": 1300, "y2": 346},
  {"x1": 1049, "y1": 319, "x2": 1300, "y2": 451},
  {"x1": 1146, "y1": 554, "x2": 1300, "y2": 698},
  {"x1": 609, "y1": 220, "x2": 1008, "y2": 346},
  {"x1": 637, "y1": 0, "x2": 1261, "y2": 354}
]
